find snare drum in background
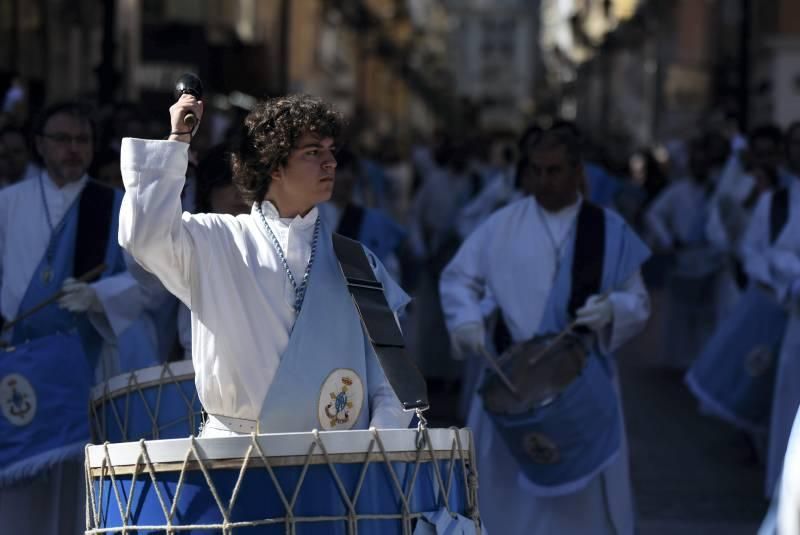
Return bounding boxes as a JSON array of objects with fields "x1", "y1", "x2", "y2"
[
  {"x1": 90, "y1": 360, "x2": 202, "y2": 443},
  {"x1": 85, "y1": 428, "x2": 480, "y2": 535}
]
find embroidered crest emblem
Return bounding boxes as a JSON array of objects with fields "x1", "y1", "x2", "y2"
[
  {"x1": 522, "y1": 432, "x2": 560, "y2": 464},
  {"x1": 318, "y1": 369, "x2": 363, "y2": 430},
  {"x1": 744, "y1": 346, "x2": 773, "y2": 377},
  {"x1": 0, "y1": 374, "x2": 37, "y2": 426}
]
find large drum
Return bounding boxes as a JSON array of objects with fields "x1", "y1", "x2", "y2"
[
  {"x1": 480, "y1": 332, "x2": 622, "y2": 495},
  {"x1": 90, "y1": 360, "x2": 202, "y2": 443},
  {"x1": 85, "y1": 428, "x2": 480, "y2": 534}
]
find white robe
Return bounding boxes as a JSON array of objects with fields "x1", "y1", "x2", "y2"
[
  {"x1": 775, "y1": 406, "x2": 800, "y2": 535},
  {"x1": 0, "y1": 173, "x2": 147, "y2": 535},
  {"x1": 118, "y1": 138, "x2": 411, "y2": 430},
  {"x1": 644, "y1": 179, "x2": 720, "y2": 368},
  {"x1": 738, "y1": 181, "x2": 800, "y2": 498},
  {"x1": 440, "y1": 196, "x2": 650, "y2": 535},
  {"x1": 768, "y1": 311, "x2": 800, "y2": 498}
]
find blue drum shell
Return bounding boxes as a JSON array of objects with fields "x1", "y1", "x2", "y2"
[
  {"x1": 91, "y1": 456, "x2": 472, "y2": 534},
  {"x1": 486, "y1": 355, "x2": 621, "y2": 492}
]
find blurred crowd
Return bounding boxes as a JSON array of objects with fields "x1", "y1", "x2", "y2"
[{"x1": 3, "y1": 75, "x2": 800, "y2": 533}]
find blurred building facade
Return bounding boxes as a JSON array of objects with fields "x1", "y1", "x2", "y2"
[
  {"x1": 443, "y1": 0, "x2": 541, "y2": 132},
  {"x1": 541, "y1": 0, "x2": 800, "y2": 157},
  {"x1": 3, "y1": 0, "x2": 510, "y2": 145}
]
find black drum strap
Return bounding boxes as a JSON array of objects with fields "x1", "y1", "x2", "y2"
[
  {"x1": 74, "y1": 181, "x2": 115, "y2": 281},
  {"x1": 567, "y1": 202, "x2": 606, "y2": 316},
  {"x1": 337, "y1": 203, "x2": 366, "y2": 240},
  {"x1": 332, "y1": 233, "x2": 429, "y2": 411},
  {"x1": 770, "y1": 187, "x2": 789, "y2": 245}
]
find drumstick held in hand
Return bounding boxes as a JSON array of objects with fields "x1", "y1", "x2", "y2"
[
  {"x1": 479, "y1": 346, "x2": 520, "y2": 396},
  {"x1": 525, "y1": 290, "x2": 613, "y2": 365},
  {"x1": 1, "y1": 263, "x2": 107, "y2": 333}
]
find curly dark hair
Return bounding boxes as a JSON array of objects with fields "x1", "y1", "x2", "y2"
[{"x1": 230, "y1": 94, "x2": 344, "y2": 205}]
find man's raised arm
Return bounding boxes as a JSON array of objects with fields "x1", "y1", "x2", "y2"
[{"x1": 118, "y1": 95, "x2": 204, "y2": 306}]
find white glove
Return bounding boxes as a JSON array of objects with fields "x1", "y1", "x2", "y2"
[
  {"x1": 449, "y1": 322, "x2": 486, "y2": 360},
  {"x1": 574, "y1": 294, "x2": 613, "y2": 332},
  {"x1": 58, "y1": 278, "x2": 102, "y2": 313}
]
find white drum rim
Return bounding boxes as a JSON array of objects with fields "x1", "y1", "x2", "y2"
[
  {"x1": 87, "y1": 427, "x2": 473, "y2": 472},
  {"x1": 91, "y1": 360, "x2": 195, "y2": 403}
]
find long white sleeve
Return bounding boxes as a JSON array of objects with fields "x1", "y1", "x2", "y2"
[
  {"x1": 439, "y1": 222, "x2": 490, "y2": 332},
  {"x1": 644, "y1": 185, "x2": 678, "y2": 249},
  {"x1": 87, "y1": 271, "x2": 148, "y2": 340},
  {"x1": 740, "y1": 193, "x2": 774, "y2": 287},
  {"x1": 118, "y1": 138, "x2": 197, "y2": 306},
  {"x1": 600, "y1": 271, "x2": 650, "y2": 354}
]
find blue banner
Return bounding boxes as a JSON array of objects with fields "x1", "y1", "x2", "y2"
[{"x1": 0, "y1": 333, "x2": 91, "y2": 485}]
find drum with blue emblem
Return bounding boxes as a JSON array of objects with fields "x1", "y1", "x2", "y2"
[
  {"x1": 686, "y1": 284, "x2": 788, "y2": 433},
  {"x1": 480, "y1": 332, "x2": 622, "y2": 495},
  {"x1": 90, "y1": 360, "x2": 202, "y2": 442},
  {"x1": 84, "y1": 427, "x2": 480, "y2": 534}
]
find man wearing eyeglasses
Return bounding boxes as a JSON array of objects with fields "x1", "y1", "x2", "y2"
[
  {"x1": 0, "y1": 102, "x2": 157, "y2": 535},
  {"x1": 440, "y1": 124, "x2": 651, "y2": 535}
]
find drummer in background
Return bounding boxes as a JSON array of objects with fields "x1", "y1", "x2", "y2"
[
  {"x1": 644, "y1": 136, "x2": 718, "y2": 369},
  {"x1": 439, "y1": 123, "x2": 651, "y2": 535},
  {"x1": 754, "y1": 122, "x2": 800, "y2": 499},
  {"x1": 119, "y1": 94, "x2": 412, "y2": 437},
  {"x1": 0, "y1": 102, "x2": 152, "y2": 535}
]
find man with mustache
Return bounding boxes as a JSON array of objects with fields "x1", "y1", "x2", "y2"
[
  {"x1": 440, "y1": 123, "x2": 651, "y2": 534},
  {"x1": 118, "y1": 94, "x2": 412, "y2": 438}
]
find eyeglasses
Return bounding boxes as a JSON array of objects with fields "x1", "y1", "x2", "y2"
[{"x1": 40, "y1": 133, "x2": 92, "y2": 146}]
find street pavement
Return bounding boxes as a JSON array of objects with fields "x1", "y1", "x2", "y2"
[{"x1": 619, "y1": 289, "x2": 767, "y2": 534}]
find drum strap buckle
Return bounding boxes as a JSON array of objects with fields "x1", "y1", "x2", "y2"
[{"x1": 415, "y1": 406, "x2": 429, "y2": 449}]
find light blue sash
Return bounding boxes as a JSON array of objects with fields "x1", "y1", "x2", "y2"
[
  {"x1": 11, "y1": 186, "x2": 124, "y2": 366},
  {"x1": 258, "y1": 221, "x2": 382, "y2": 432}
]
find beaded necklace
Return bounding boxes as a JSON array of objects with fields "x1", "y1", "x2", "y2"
[
  {"x1": 37, "y1": 171, "x2": 71, "y2": 285},
  {"x1": 256, "y1": 204, "x2": 320, "y2": 313}
]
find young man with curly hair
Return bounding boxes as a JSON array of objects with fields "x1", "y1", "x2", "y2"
[{"x1": 119, "y1": 94, "x2": 412, "y2": 436}]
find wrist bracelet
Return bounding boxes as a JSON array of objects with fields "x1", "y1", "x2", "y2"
[{"x1": 169, "y1": 130, "x2": 193, "y2": 137}]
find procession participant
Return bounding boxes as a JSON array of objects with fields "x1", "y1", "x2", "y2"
[
  {"x1": 0, "y1": 101, "x2": 139, "y2": 535},
  {"x1": 777, "y1": 404, "x2": 800, "y2": 535},
  {"x1": 644, "y1": 136, "x2": 718, "y2": 368},
  {"x1": 687, "y1": 127, "x2": 799, "y2": 470},
  {"x1": 440, "y1": 123, "x2": 650, "y2": 535},
  {"x1": 119, "y1": 93, "x2": 413, "y2": 437},
  {"x1": 765, "y1": 122, "x2": 800, "y2": 498}
]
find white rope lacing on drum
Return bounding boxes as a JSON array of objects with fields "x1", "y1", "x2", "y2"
[
  {"x1": 90, "y1": 363, "x2": 201, "y2": 443},
  {"x1": 85, "y1": 428, "x2": 481, "y2": 534}
]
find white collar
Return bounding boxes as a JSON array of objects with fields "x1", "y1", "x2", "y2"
[{"x1": 255, "y1": 200, "x2": 318, "y2": 229}]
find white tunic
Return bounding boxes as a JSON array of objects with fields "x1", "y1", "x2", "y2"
[
  {"x1": 118, "y1": 138, "x2": 410, "y2": 428},
  {"x1": 644, "y1": 178, "x2": 708, "y2": 249},
  {"x1": 740, "y1": 180, "x2": 800, "y2": 300},
  {"x1": 0, "y1": 173, "x2": 145, "y2": 535},
  {"x1": 440, "y1": 196, "x2": 649, "y2": 535},
  {"x1": 777, "y1": 406, "x2": 800, "y2": 535},
  {"x1": 0, "y1": 172, "x2": 147, "y2": 364}
]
